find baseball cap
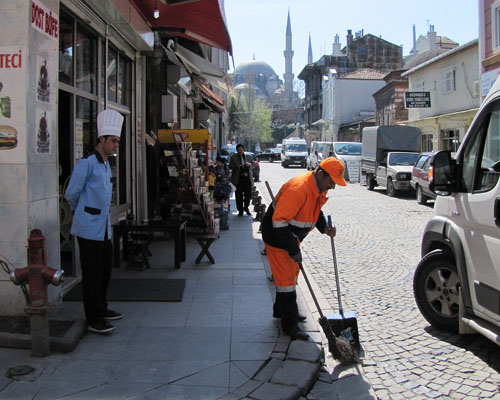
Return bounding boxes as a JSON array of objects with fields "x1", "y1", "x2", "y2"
[
  {"x1": 97, "y1": 109, "x2": 124, "y2": 137},
  {"x1": 319, "y1": 157, "x2": 347, "y2": 186}
]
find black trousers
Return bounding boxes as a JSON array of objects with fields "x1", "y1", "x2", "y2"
[
  {"x1": 274, "y1": 291, "x2": 299, "y2": 332},
  {"x1": 235, "y1": 175, "x2": 252, "y2": 212},
  {"x1": 77, "y1": 236, "x2": 113, "y2": 324}
]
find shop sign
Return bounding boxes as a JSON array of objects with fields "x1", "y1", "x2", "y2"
[
  {"x1": 404, "y1": 92, "x2": 431, "y2": 108},
  {"x1": 31, "y1": 0, "x2": 58, "y2": 41},
  {"x1": 0, "y1": 46, "x2": 26, "y2": 161}
]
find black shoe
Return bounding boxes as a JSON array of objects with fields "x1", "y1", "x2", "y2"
[
  {"x1": 88, "y1": 320, "x2": 115, "y2": 334},
  {"x1": 103, "y1": 310, "x2": 123, "y2": 320},
  {"x1": 244, "y1": 207, "x2": 251, "y2": 216},
  {"x1": 273, "y1": 311, "x2": 307, "y2": 322},
  {"x1": 238, "y1": 211, "x2": 243, "y2": 216},
  {"x1": 285, "y1": 326, "x2": 310, "y2": 341}
]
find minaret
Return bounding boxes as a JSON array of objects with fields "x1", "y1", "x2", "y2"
[
  {"x1": 308, "y1": 32, "x2": 313, "y2": 64},
  {"x1": 283, "y1": 9, "x2": 294, "y2": 96}
]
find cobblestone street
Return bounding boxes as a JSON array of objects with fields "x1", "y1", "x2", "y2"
[{"x1": 256, "y1": 162, "x2": 500, "y2": 400}]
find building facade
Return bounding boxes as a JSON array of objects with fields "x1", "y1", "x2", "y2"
[
  {"x1": 402, "y1": 40, "x2": 480, "y2": 153},
  {"x1": 373, "y1": 70, "x2": 409, "y2": 126},
  {"x1": 298, "y1": 30, "x2": 403, "y2": 141},
  {"x1": 0, "y1": 0, "x2": 231, "y2": 314},
  {"x1": 320, "y1": 68, "x2": 385, "y2": 142}
]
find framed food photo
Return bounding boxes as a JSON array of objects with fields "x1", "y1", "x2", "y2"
[{"x1": 0, "y1": 46, "x2": 26, "y2": 164}]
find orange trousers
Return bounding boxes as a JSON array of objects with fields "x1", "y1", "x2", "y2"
[{"x1": 265, "y1": 243, "x2": 300, "y2": 289}]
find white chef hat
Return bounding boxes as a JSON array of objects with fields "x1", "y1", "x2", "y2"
[{"x1": 97, "y1": 109, "x2": 124, "y2": 138}]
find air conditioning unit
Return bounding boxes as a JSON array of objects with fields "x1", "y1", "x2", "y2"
[{"x1": 161, "y1": 95, "x2": 178, "y2": 123}]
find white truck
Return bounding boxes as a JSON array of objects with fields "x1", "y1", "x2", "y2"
[
  {"x1": 281, "y1": 137, "x2": 308, "y2": 168},
  {"x1": 413, "y1": 77, "x2": 500, "y2": 346},
  {"x1": 361, "y1": 125, "x2": 421, "y2": 196}
]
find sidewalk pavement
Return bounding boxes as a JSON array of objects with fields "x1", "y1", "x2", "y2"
[{"x1": 0, "y1": 198, "x2": 375, "y2": 400}]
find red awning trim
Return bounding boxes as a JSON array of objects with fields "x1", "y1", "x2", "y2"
[{"x1": 130, "y1": 0, "x2": 232, "y2": 54}]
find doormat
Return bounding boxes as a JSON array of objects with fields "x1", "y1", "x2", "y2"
[
  {"x1": 63, "y1": 279, "x2": 186, "y2": 302},
  {"x1": 0, "y1": 316, "x2": 73, "y2": 337}
]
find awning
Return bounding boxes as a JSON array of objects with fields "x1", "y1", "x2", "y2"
[
  {"x1": 196, "y1": 81, "x2": 225, "y2": 113},
  {"x1": 158, "y1": 128, "x2": 212, "y2": 145},
  {"x1": 130, "y1": 0, "x2": 232, "y2": 54},
  {"x1": 168, "y1": 41, "x2": 225, "y2": 79}
]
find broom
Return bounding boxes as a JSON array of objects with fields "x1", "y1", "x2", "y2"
[{"x1": 264, "y1": 181, "x2": 358, "y2": 364}]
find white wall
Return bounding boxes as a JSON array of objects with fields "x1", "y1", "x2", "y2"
[{"x1": 407, "y1": 42, "x2": 480, "y2": 121}]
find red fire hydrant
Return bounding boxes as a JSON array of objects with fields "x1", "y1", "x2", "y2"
[{"x1": 10, "y1": 229, "x2": 64, "y2": 357}]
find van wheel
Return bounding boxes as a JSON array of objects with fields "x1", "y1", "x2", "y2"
[
  {"x1": 413, "y1": 249, "x2": 460, "y2": 333},
  {"x1": 416, "y1": 186, "x2": 427, "y2": 205},
  {"x1": 386, "y1": 179, "x2": 396, "y2": 197},
  {"x1": 366, "y1": 175, "x2": 375, "y2": 191}
]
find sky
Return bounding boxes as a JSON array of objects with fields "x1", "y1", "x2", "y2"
[{"x1": 224, "y1": 0, "x2": 479, "y2": 79}]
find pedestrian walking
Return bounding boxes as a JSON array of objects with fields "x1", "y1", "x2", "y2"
[
  {"x1": 229, "y1": 143, "x2": 254, "y2": 216},
  {"x1": 65, "y1": 109, "x2": 124, "y2": 334},
  {"x1": 261, "y1": 157, "x2": 346, "y2": 340}
]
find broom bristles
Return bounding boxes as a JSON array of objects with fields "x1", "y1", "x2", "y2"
[{"x1": 318, "y1": 316, "x2": 360, "y2": 364}]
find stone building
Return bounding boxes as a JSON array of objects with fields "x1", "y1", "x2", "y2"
[
  {"x1": 298, "y1": 30, "x2": 403, "y2": 140},
  {"x1": 373, "y1": 70, "x2": 409, "y2": 126}
]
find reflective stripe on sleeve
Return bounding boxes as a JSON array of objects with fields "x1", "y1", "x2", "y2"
[
  {"x1": 289, "y1": 219, "x2": 315, "y2": 228},
  {"x1": 272, "y1": 220, "x2": 289, "y2": 228},
  {"x1": 276, "y1": 285, "x2": 297, "y2": 293}
]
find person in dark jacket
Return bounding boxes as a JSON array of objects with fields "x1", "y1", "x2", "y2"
[
  {"x1": 229, "y1": 144, "x2": 254, "y2": 216},
  {"x1": 262, "y1": 157, "x2": 346, "y2": 340}
]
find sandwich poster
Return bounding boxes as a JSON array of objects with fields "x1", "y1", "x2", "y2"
[{"x1": 0, "y1": 46, "x2": 26, "y2": 163}]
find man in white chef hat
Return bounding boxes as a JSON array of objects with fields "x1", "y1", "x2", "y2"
[{"x1": 65, "y1": 109, "x2": 124, "y2": 334}]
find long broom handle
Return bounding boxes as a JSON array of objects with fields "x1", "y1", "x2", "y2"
[
  {"x1": 298, "y1": 261, "x2": 325, "y2": 319},
  {"x1": 328, "y1": 215, "x2": 344, "y2": 315},
  {"x1": 264, "y1": 181, "x2": 325, "y2": 318}
]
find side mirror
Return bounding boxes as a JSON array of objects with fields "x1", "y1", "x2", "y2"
[
  {"x1": 315, "y1": 151, "x2": 318, "y2": 156},
  {"x1": 429, "y1": 151, "x2": 454, "y2": 196}
]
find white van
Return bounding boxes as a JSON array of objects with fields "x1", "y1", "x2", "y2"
[
  {"x1": 324, "y1": 141, "x2": 362, "y2": 182},
  {"x1": 413, "y1": 77, "x2": 500, "y2": 346},
  {"x1": 307, "y1": 141, "x2": 331, "y2": 170},
  {"x1": 281, "y1": 137, "x2": 308, "y2": 168}
]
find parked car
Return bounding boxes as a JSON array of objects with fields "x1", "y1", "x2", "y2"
[
  {"x1": 307, "y1": 141, "x2": 331, "y2": 170},
  {"x1": 413, "y1": 76, "x2": 500, "y2": 346},
  {"x1": 323, "y1": 141, "x2": 362, "y2": 182},
  {"x1": 256, "y1": 148, "x2": 281, "y2": 162},
  {"x1": 246, "y1": 152, "x2": 260, "y2": 181},
  {"x1": 410, "y1": 152, "x2": 436, "y2": 205}
]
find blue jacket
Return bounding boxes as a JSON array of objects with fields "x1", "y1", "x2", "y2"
[{"x1": 65, "y1": 152, "x2": 113, "y2": 241}]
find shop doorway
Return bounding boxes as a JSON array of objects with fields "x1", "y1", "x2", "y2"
[{"x1": 58, "y1": 89, "x2": 75, "y2": 277}]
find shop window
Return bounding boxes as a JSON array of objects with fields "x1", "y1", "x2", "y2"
[
  {"x1": 75, "y1": 24, "x2": 97, "y2": 94},
  {"x1": 118, "y1": 56, "x2": 131, "y2": 106},
  {"x1": 440, "y1": 129, "x2": 460, "y2": 152},
  {"x1": 59, "y1": 14, "x2": 73, "y2": 85},
  {"x1": 107, "y1": 47, "x2": 118, "y2": 103},
  {"x1": 76, "y1": 96, "x2": 97, "y2": 159},
  {"x1": 422, "y1": 133, "x2": 433, "y2": 152}
]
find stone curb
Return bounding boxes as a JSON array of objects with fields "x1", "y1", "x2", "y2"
[{"x1": 220, "y1": 338, "x2": 322, "y2": 400}]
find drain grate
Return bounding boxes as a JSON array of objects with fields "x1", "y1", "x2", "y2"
[{"x1": 6, "y1": 365, "x2": 35, "y2": 378}]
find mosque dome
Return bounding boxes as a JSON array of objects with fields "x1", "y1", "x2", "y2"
[{"x1": 234, "y1": 60, "x2": 277, "y2": 76}]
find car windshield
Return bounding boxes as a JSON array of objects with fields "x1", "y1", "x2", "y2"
[
  {"x1": 389, "y1": 153, "x2": 420, "y2": 166},
  {"x1": 334, "y1": 143, "x2": 361, "y2": 155},
  {"x1": 286, "y1": 144, "x2": 307, "y2": 152},
  {"x1": 316, "y1": 143, "x2": 325, "y2": 152}
]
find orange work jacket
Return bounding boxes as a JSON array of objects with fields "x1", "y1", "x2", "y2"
[{"x1": 262, "y1": 171, "x2": 328, "y2": 257}]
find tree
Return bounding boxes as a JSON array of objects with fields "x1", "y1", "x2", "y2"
[{"x1": 228, "y1": 93, "x2": 272, "y2": 151}]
